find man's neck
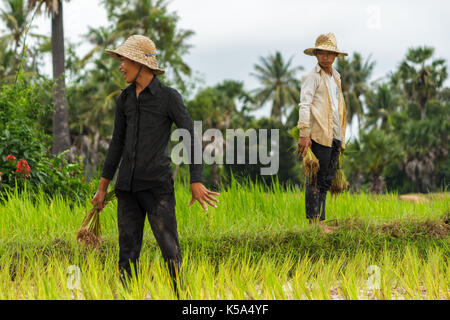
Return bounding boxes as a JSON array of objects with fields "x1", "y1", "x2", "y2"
[
  {"x1": 319, "y1": 64, "x2": 333, "y2": 76},
  {"x1": 136, "y1": 73, "x2": 154, "y2": 93}
]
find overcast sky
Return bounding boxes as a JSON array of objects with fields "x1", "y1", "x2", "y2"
[
  {"x1": 4, "y1": 0, "x2": 449, "y2": 128},
  {"x1": 26, "y1": 0, "x2": 449, "y2": 84}
]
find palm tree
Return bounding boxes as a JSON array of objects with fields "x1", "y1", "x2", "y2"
[
  {"x1": 0, "y1": 0, "x2": 29, "y2": 59},
  {"x1": 28, "y1": 0, "x2": 71, "y2": 156},
  {"x1": 100, "y1": 0, "x2": 195, "y2": 92},
  {"x1": 251, "y1": 51, "x2": 302, "y2": 122},
  {"x1": 0, "y1": 0, "x2": 45, "y2": 77},
  {"x1": 365, "y1": 83, "x2": 400, "y2": 130},
  {"x1": 336, "y1": 52, "x2": 375, "y2": 131},
  {"x1": 0, "y1": 36, "x2": 15, "y2": 82},
  {"x1": 358, "y1": 129, "x2": 402, "y2": 193},
  {"x1": 187, "y1": 80, "x2": 251, "y2": 189},
  {"x1": 395, "y1": 46, "x2": 447, "y2": 120}
]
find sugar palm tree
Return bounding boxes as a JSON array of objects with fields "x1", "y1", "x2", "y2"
[
  {"x1": 395, "y1": 46, "x2": 447, "y2": 120},
  {"x1": 27, "y1": 0, "x2": 71, "y2": 156},
  {"x1": 251, "y1": 51, "x2": 302, "y2": 123},
  {"x1": 365, "y1": 83, "x2": 400, "y2": 130},
  {"x1": 358, "y1": 128, "x2": 402, "y2": 193}
]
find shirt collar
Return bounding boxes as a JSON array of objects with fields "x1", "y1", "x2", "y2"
[
  {"x1": 315, "y1": 63, "x2": 338, "y2": 78},
  {"x1": 147, "y1": 75, "x2": 160, "y2": 96},
  {"x1": 130, "y1": 75, "x2": 161, "y2": 96}
]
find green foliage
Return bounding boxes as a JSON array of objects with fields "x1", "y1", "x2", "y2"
[
  {"x1": 342, "y1": 46, "x2": 449, "y2": 193},
  {"x1": 0, "y1": 81, "x2": 92, "y2": 201},
  {"x1": 224, "y1": 118, "x2": 303, "y2": 188},
  {"x1": 0, "y1": 80, "x2": 51, "y2": 167}
]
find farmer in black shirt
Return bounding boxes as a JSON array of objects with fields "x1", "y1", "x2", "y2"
[{"x1": 91, "y1": 35, "x2": 219, "y2": 295}]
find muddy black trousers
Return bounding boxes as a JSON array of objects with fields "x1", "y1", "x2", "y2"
[
  {"x1": 305, "y1": 138, "x2": 341, "y2": 221},
  {"x1": 115, "y1": 178, "x2": 181, "y2": 294}
]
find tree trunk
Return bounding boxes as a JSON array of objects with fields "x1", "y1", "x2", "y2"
[
  {"x1": 369, "y1": 174, "x2": 385, "y2": 194},
  {"x1": 271, "y1": 101, "x2": 282, "y2": 123},
  {"x1": 51, "y1": 0, "x2": 71, "y2": 156},
  {"x1": 420, "y1": 101, "x2": 427, "y2": 121}
]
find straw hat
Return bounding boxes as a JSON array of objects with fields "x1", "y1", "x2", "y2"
[
  {"x1": 304, "y1": 33, "x2": 348, "y2": 57},
  {"x1": 105, "y1": 35, "x2": 165, "y2": 75}
]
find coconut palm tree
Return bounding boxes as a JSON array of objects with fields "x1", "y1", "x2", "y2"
[
  {"x1": 0, "y1": 0, "x2": 45, "y2": 77},
  {"x1": 27, "y1": 0, "x2": 71, "y2": 156},
  {"x1": 251, "y1": 51, "x2": 302, "y2": 123},
  {"x1": 0, "y1": 36, "x2": 15, "y2": 82},
  {"x1": 394, "y1": 46, "x2": 447, "y2": 120},
  {"x1": 0, "y1": 0, "x2": 30, "y2": 58}
]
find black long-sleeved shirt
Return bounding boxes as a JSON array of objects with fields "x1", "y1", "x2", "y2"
[{"x1": 101, "y1": 76, "x2": 203, "y2": 192}]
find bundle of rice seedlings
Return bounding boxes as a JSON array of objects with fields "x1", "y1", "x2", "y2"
[
  {"x1": 289, "y1": 126, "x2": 320, "y2": 181},
  {"x1": 76, "y1": 190, "x2": 116, "y2": 249},
  {"x1": 302, "y1": 148, "x2": 320, "y2": 181},
  {"x1": 330, "y1": 156, "x2": 349, "y2": 196}
]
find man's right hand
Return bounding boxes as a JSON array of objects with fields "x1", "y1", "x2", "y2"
[
  {"x1": 91, "y1": 190, "x2": 108, "y2": 212},
  {"x1": 298, "y1": 137, "x2": 312, "y2": 157}
]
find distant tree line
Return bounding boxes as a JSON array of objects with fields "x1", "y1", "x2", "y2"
[{"x1": 0, "y1": 0, "x2": 448, "y2": 194}]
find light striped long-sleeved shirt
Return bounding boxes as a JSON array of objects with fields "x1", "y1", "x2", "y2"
[{"x1": 297, "y1": 63, "x2": 347, "y2": 148}]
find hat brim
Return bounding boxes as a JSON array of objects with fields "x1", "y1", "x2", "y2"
[
  {"x1": 304, "y1": 48, "x2": 348, "y2": 57},
  {"x1": 105, "y1": 49, "x2": 165, "y2": 75}
]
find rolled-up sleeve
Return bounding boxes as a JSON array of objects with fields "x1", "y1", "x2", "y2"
[
  {"x1": 101, "y1": 93, "x2": 126, "y2": 180},
  {"x1": 168, "y1": 89, "x2": 204, "y2": 184},
  {"x1": 297, "y1": 74, "x2": 317, "y2": 137}
]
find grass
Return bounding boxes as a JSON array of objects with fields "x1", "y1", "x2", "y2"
[{"x1": 0, "y1": 180, "x2": 448, "y2": 299}]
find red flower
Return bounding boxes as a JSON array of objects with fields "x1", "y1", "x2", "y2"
[
  {"x1": 15, "y1": 159, "x2": 31, "y2": 178},
  {"x1": 5, "y1": 155, "x2": 17, "y2": 162}
]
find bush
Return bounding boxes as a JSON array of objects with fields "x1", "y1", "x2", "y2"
[{"x1": 0, "y1": 80, "x2": 93, "y2": 202}]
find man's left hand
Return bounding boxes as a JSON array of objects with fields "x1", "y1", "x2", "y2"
[{"x1": 188, "y1": 182, "x2": 220, "y2": 211}]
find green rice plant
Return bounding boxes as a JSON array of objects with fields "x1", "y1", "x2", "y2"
[{"x1": 0, "y1": 179, "x2": 448, "y2": 300}]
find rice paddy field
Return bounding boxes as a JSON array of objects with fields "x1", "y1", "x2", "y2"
[{"x1": 0, "y1": 180, "x2": 448, "y2": 300}]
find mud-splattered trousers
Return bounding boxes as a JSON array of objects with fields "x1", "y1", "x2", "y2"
[
  {"x1": 305, "y1": 138, "x2": 341, "y2": 221},
  {"x1": 115, "y1": 178, "x2": 181, "y2": 294}
]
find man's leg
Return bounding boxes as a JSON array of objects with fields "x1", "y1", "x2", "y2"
[
  {"x1": 319, "y1": 139, "x2": 342, "y2": 221},
  {"x1": 323, "y1": 139, "x2": 342, "y2": 191},
  {"x1": 136, "y1": 179, "x2": 182, "y2": 298},
  {"x1": 306, "y1": 140, "x2": 332, "y2": 222},
  {"x1": 116, "y1": 189, "x2": 147, "y2": 289}
]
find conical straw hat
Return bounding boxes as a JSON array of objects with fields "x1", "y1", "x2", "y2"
[
  {"x1": 304, "y1": 33, "x2": 348, "y2": 57},
  {"x1": 106, "y1": 35, "x2": 165, "y2": 75}
]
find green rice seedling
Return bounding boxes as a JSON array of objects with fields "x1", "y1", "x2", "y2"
[{"x1": 0, "y1": 180, "x2": 449, "y2": 300}]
